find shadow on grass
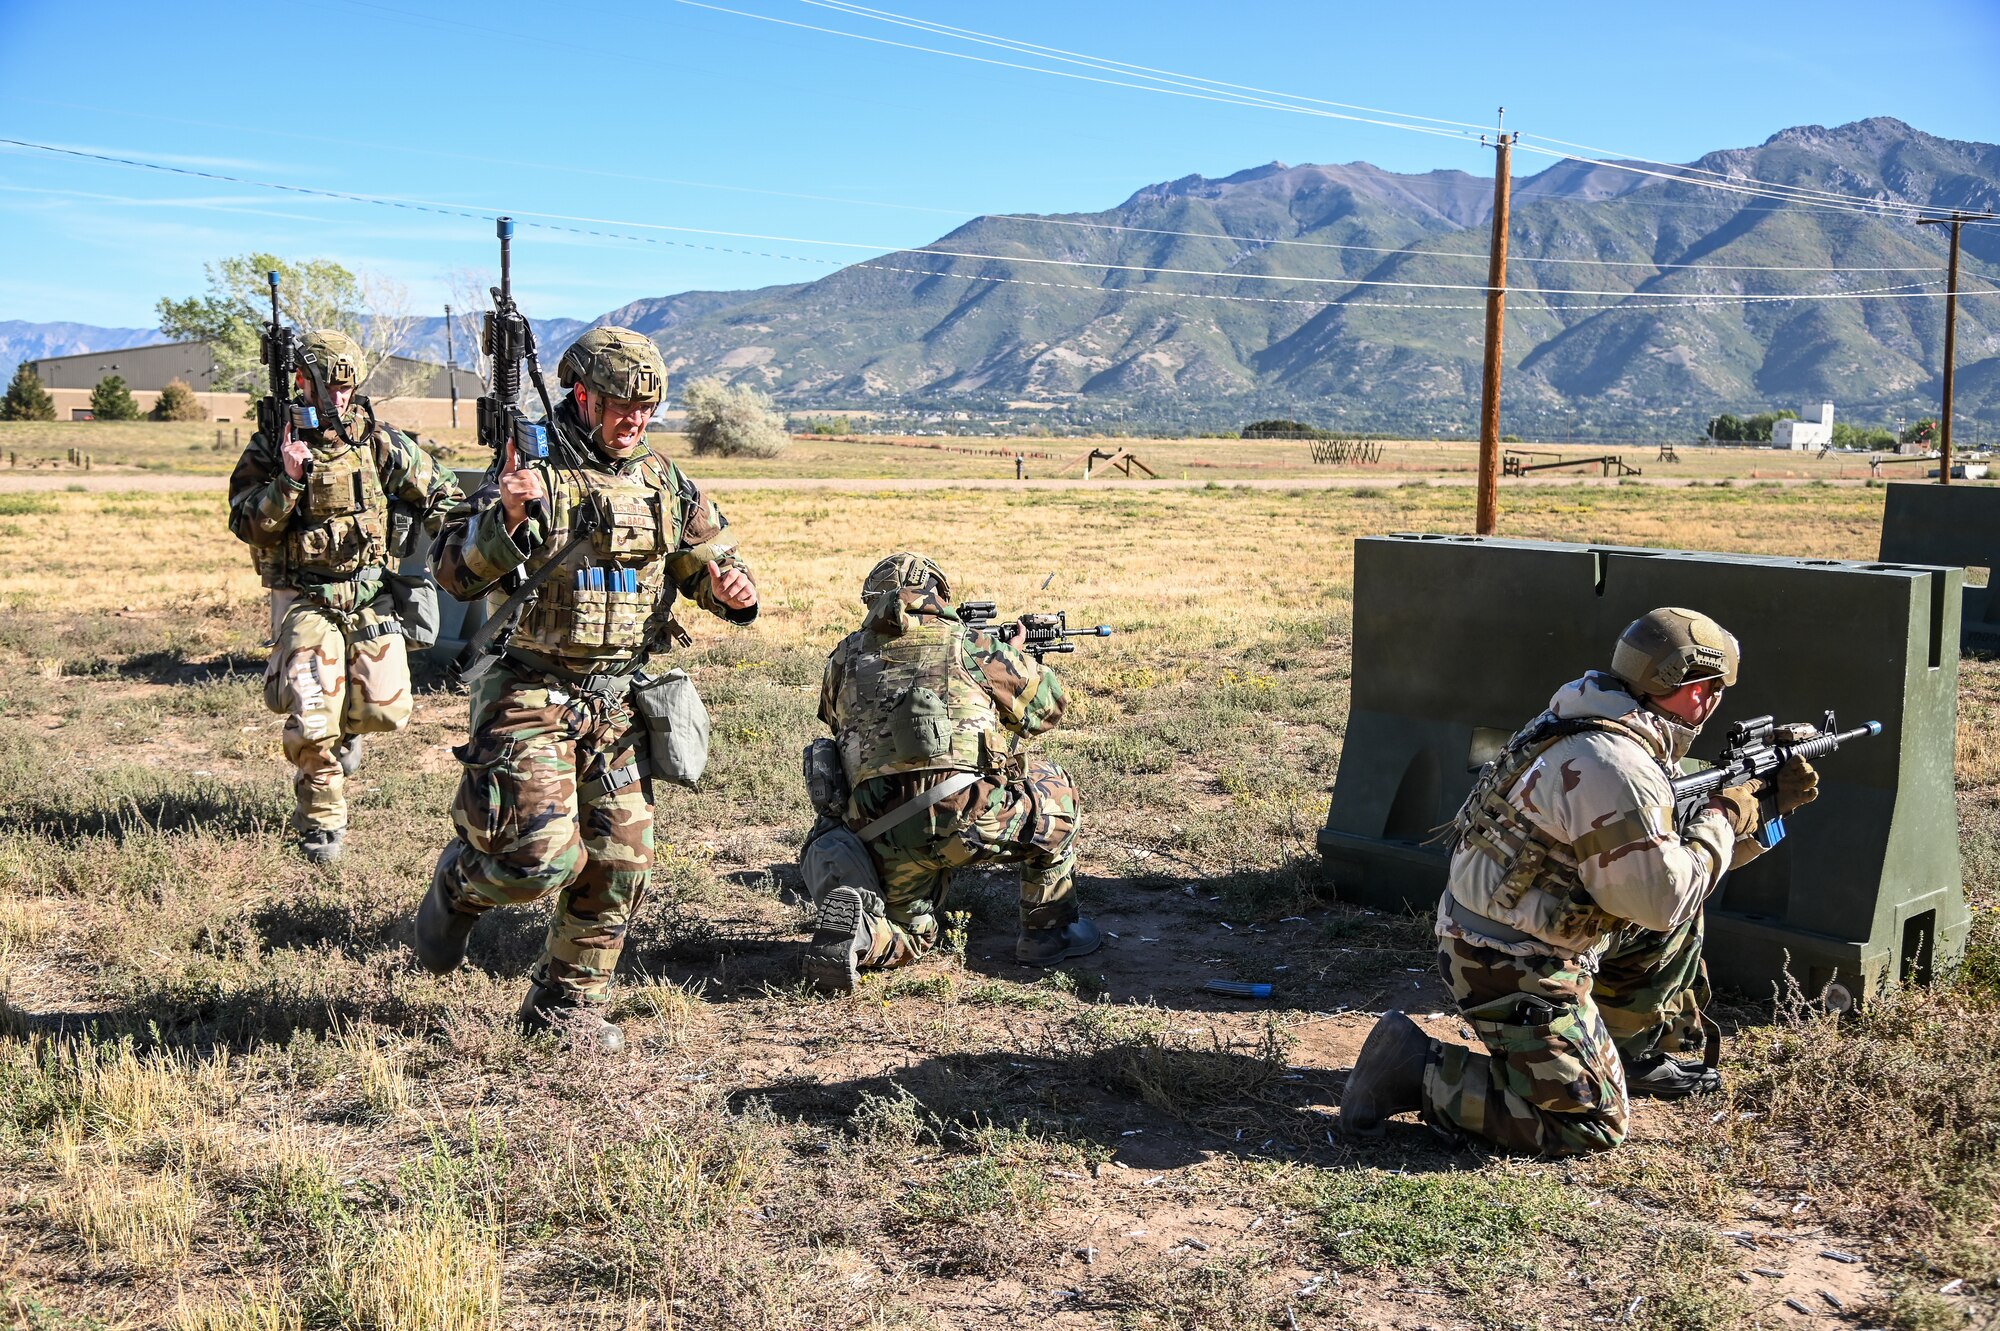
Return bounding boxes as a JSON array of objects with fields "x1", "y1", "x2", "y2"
[
  {"x1": 0, "y1": 785, "x2": 276, "y2": 843},
  {"x1": 729, "y1": 1043, "x2": 1462, "y2": 1172}
]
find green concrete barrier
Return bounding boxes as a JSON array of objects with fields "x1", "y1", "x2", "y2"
[
  {"x1": 1319, "y1": 534, "x2": 1967, "y2": 1002},
  {"x1": 1877, "y1": 482, "x2": 2000, "y2": 652}
]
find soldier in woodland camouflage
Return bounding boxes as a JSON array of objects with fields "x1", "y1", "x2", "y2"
[
  {"x1": 412, "y1": 327, "x2": 756, "y2": 1052},
  {"x1": 1341, "y1": 608, "x2": 1822, "y2": 1156},
  {"x1": 228, "y1": 328, "x2": 462, "y2": 864},
  {"x1": 805, "y1": 552, "x2": 1099, "y2": 993}
]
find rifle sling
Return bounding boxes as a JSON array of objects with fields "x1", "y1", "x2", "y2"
[
  {"x1": 449, "y1": 523, "x2": 593, "y2": 678},
  {"x1": 855, "y1": 771, "x2": 982, "y2": 842}
]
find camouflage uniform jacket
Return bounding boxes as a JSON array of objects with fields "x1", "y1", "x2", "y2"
[
  {"x1": 1440, "y1": 671, "x2": 1736, "y2": 962},
  {"x1": 229, "y1": 395, "x2": 461, "y2": 611},
  {"x1": 430, "y1": 396, "x2": 755, "y2": 677},
  {"x1": 819, "y1": 588, "x2": 1069, "y2": 793}
]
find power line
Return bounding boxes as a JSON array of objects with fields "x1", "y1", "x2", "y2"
[
  {"x1": 8, "y1": 139, "x2": 1995, "y2": 318},
  {"x1": 1518, "y1": 129, "x2": 1938, "y2": 213},
  {"x1": 669, "y1": 0, "x2": 1480, "y2": 142},
  {"x1": 797, "y1": 0, "x2": 1500, "y2": 132},
  {"x1": 982, "y1": 213, "x2": 1948, "y2": 273}
]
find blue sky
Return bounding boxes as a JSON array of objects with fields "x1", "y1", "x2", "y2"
[{"x1": 2, "y1": 0, "x2": 1995, "y2": 327}]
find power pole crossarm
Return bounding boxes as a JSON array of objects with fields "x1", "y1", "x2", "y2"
[{"x1": 1476, "y1": 128, "x2": 1518, "y2": 536}]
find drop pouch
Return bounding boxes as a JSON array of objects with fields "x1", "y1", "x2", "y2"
[
  {"x1": 382, "y1": 569, "x2": 443, "y2": 648},
  {"x1": 630, "y1": 667, "x2": 710, "y2": 788}
]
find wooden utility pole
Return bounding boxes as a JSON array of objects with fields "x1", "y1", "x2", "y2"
[
  {"x1": 1476, "y1": 119, "x2": 1519, "y2": 535},
  {"x1": 1915, "y1": 210, "x2": 1995, "y2": 485}
]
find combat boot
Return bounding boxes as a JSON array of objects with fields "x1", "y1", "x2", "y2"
[
  {"x1": 518, "y1": 974, "x2": 625, "y2": 1054},
  {"x1": 413, "y1": 843, "x2": 477, "y2": 976},
  {"x1": 804, "y1": 885, "x2": 872, "y2": 995},
  {"x1": 1624, "y1": 1053, "x2": 1722, "y2": 1099},
  {"x1": 1340, "y1": 1010, "x2": 1433, "y2": 1139},
  {"x1": 335, "y1": 736, "x2": 364, "y2": 778},
  {"x1": 1016, "y1": 917, "x2": 1103, "y2": 967},
  {"x1": 298, "y1": 827, "x2": 344, "y2": 866}
]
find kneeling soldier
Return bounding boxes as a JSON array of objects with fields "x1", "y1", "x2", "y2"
[
  {"x1": 413, "y1": 328, "x2": 757, "y2": 1051},
  {"x1": 228, "y1": 329, "x2": 462, "y2": 864},
  {"x1": 803, "y1": 552, "x2": 1100, "y2": 993},
  {"x1": 1341, "y1": 608, "x2": 1819, "y2": 1155}
]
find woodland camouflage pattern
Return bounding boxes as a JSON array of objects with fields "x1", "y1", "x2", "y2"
[
  {"x1": 1426, "y1": 915, "x2": 1706, "y2": 1155},
  {"x1": 440, "y1": 663, "x2": 653, "y2": 1002},
  {"x1": 228, "y1": 396, "x2": 460, "y2": 833},
  {"x1": 820, "y1": 586, "x2": 1076, "y2": 966},
  {"x1": 429, "y1": 394, "x2": 755, "y2": 1007},
  {"x1": 1422, "y1": 671, "x2": 1742, "y2": 1155}
]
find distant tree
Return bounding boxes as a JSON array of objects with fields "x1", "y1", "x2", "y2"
[
  {"x1": 1706, "y1": 413, "x2": 1745, "y2": 442},
  {"x1": 1831, "y1": 420, "x2": 1896, "y2": 450},
  {"x1": 1901, "y1": 419, "x2": 1937, "y2": 447},
  {"x1": 156, "y1": 253, "x2": 427, "y2": 400},
  {"x1": 89, "y1": 374, "x2": 141, "y2": 421},
  {"x1": 150, "y1": 379, "x2": 208, "y2": 422},
  {"x1": 682, "y1": 377, "x2": 791, "y2": 458},
  {"x1": 1242, "y1": 417, "x2": 1332, "y2": 438},
  {"x1": 0, "y1": 364, "x2": 56, "y2": 421}
]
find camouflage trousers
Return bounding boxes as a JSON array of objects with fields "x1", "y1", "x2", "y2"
[
  {"x1": 439, "y1": 662, "x2": 653, "y2": 1005},
  {"x1": 263, "y1": 590, "x2": 412, "y2": 834},
  {"x1": 1421, "y1": 913, "x2": 1707, "y2": 1157},
  {"x1": 851, "y1": 756, "x2": 1080, "y2": 968}
]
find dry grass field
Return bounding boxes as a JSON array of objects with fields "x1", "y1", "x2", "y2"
[
  {"x1": 0, "y1": 419, "x2": 1939, "y2": 485},
  {"x1": 0, "y1": 470, "x2": 1994, "y2": 1330}
]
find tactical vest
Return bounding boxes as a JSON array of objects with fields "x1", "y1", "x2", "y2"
[
  {"x1": 253, "y1": 401, "x2": 391, "y2": 594},
  {"x1": 1448, "y1": 712, "x2": 1676, "y2": 950},
  {"x1": 511, "y1": 457, "x2": 685, "y2": 671},
  {"x1": 834, "y1": 617, "x2": 1008, "y2": 787}
]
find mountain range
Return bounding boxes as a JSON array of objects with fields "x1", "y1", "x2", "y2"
[{"x1": 13, "y1": 118, "x2": 1998, "y2": 434}]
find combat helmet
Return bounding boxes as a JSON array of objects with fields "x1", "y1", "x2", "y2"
[
  {"x1": 1610, "y1": 607, "x2": 1740, "y2": 696},
  {"x1": 299, "y1": 329, "x2": 364, "y2": 389},
  {"x1": 558, "y1": 326, "x2": 667, "y2": 404},
  {"x1": 861, "y1": 552, "x2": 951, "y2": 603}
]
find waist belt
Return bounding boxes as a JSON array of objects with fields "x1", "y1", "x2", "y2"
[
  {"x1": 1447, "y1": 894, "x2": 1538, "y2": 945},
  {"x1": 856, "y1": 771, "x2": 982, "y2": 842},
  {"x1": 502, "y1": 647, "x2": 636, "y2": 698}
]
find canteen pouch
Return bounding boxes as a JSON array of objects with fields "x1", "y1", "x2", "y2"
[
  {"x1": 630, "y1": 667, "x2": 710, "y2": 788},
  {"x1": 802, "y1": 737, "x2": 851, "y2": 819}
]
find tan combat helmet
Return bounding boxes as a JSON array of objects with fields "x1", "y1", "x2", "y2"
[
  {"x1": 558, "y1": 326, "x2": 667, "y2": 404},
  {"x1": 298, "y1": 329, "x2": 364, "y2": 389},
  {"x1": 861, "y1": 552, "x2": 951, "y2": 603},
  {"x1": 1610, "y1": 607, "x2": 1741, "y2": 696}
]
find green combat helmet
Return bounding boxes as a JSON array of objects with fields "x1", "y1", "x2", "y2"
[
  {"x1": 299, "y1": 329, "x2": 364, "y2": 388},
  {"x1": 557, "y1": 326, "x2": 667, "y2": 405},
  {"x1": 1610, "y1": 607, "x2": 1741, "y2": 695},
  {"x1": 861, "y1": 551, "x2": 951, "y2": 603}
]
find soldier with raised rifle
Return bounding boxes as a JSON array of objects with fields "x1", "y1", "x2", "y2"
[
  {"x1": 412, "y1": 325, "x2": 757, "y2": 1053},
  {"x1": 228, "y1": 321, "x2": 462, "y2": 865},
  {"x1": 1341, "y1": 608, "x2": 1825, "y2": 1155},
  {"x1": 800, "y1": 552, "x2": 1101, "y2": 993}
]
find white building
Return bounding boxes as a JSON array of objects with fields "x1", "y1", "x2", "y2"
[{"x1": 1773, "y1": 402, "x2": 1834, "y2": 450}]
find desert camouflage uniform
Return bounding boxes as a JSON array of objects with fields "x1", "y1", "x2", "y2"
[
  {"x1": 228, "y1": 396, "x2": 461, "y2": 834},
  {"x1": 1422, "y1": 672, "x2": 1738, "y2": 1156},
  {"x1": 428, "y1": 395, "x2": 754, "y2": 1005},
  {"x1": 819, "y1": 587, "x2": 1076, "y2": 966}
]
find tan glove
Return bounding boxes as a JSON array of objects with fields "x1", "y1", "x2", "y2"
[
  {"x1": 1772, "y1": 754, "x2": 1819, "y2": 814},
  {"x1": 1708, "y1": 783, "x2": 1761, "y2": 837}
]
